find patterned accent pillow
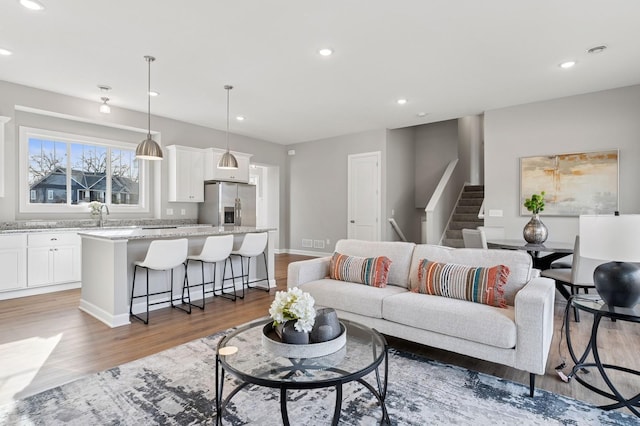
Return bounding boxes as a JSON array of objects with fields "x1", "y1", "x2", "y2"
[
  {"x1": 412, "y1": 259, "x2": 510, "y2": 308},
  {"x1": 329, "y1": 252, "x2": 392, "y2": 288}
]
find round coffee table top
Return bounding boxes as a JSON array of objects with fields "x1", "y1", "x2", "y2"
[{"x1": 217, "y1": 318, "x2": 387, "y2": 389}]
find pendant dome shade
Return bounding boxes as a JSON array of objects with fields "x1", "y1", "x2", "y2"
[
  {"x1": 136, "y1": 55, "x2": 163, "y2": 161},
  {"x1": 217, "y1": 84, "x2": 238, "y2": 169},
  {"x1": 218, "y1": 150, "x2": 239, "y2": 169}
]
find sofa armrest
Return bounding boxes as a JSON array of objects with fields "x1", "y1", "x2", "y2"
[
  {"x1": 287, "y1": 257, "x2": 331, "y2": 289},
  {"x1": 513, "y1": 276, "x2": 556, "y2": 375}
]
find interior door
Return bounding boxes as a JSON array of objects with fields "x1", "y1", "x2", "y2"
[{"x1": 348, "y1": 151, "x2": 381, "y2": 241}]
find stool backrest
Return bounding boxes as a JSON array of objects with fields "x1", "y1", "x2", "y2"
[
  {"x1": 141, "y1": 238, "x2": 188, "y2": 270},
  {"x1": 236, "y1": 232, "x2": 268, "y2": 257},
  {"x1": 199, "y1": 234, "x2": 234, "y2": 262}
]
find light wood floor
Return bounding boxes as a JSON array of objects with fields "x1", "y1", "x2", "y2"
[{"x1": 1, "y1": 254, "x2": 638, "y2": 416}]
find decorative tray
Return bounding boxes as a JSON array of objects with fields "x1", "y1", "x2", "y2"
[{"x1": 261, "y1": 322, "x2": 347, "y2": 358}]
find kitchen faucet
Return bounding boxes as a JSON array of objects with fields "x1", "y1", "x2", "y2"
[{"x1": 99, "y1": 204, "x2": 110, "y2": 227}]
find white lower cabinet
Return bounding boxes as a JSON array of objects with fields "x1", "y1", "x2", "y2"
[
  {"x1": 0, "y1": 234, "x2": 27, "y2": 291},
  {"x1": 27, "y1": 232, "x2": 81, "y2": 287}
]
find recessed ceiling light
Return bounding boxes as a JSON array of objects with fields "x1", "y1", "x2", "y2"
[
  {"x1": 559, "y1": 61, "x2": 576, "y2": 69},
  {"x1": 0, "y1": 48, "x2": 13, "y2": 56},
  {"x1": 587, "y1": 45, "x2": 607, "y2": 54},
  {"x1": 19, "y1": 0, "x2": 45, "y2": 11},
  {"x1": 396, "y1": 98, "x2": 408, "y2": 105},
  {"x1": 318, "y1": 48, "x2": 333, "y2": 56},
  {"x1": 148, "y1": 91, "x2": 159, "y2": 97},
  {"x1": 236, "y1": 115, "x2": 245, "y2": 121},
  {"x1": 417, "y1": 112, "x2": 428, "y2": 117}
]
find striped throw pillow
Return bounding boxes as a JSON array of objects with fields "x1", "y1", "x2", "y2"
[
  {"x1": 412, "y1": 259, "x2": 509, "y2": 308},
  {"x1": 329, "y1": 252, "x2": 392, "y2": 288}
]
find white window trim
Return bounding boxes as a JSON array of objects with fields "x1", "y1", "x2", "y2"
[{"x1": 19, "y1": 126, "x2": 150, "y2": 214}]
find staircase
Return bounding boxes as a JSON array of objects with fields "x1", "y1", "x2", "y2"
[{"x1": 442, "y1": 185, "x2": 484, "y2": 248}]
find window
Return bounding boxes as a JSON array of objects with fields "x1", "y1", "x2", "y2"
[{"x1": 20, "y1": 127, "x2": 147, "y2": 213}]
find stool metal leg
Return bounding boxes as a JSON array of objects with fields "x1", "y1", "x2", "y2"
[
  {"x1": 219, "y1": 257, "x2": 237, "y2": 301},
  {"x1": 172, "y1": 263, "x2": 191, "y2": 315}
]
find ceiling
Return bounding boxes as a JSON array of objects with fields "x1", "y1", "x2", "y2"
[{"x1": 1, "y1": 1, "x2": 639, "y2": 145}]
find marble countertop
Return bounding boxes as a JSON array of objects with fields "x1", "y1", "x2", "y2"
[{"x1": 77, "y1": 225, "x2": 276, "y2": 241}]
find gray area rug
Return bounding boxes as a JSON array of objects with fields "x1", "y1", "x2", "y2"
[{"x1": 1, "y1": 329, "x2": 637, "y2": 425}]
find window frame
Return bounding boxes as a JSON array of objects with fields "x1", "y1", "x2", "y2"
[{"x1": 19, "y1": 126, "x2": 149, "y2": 214}]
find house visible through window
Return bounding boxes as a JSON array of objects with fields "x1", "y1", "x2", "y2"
[{"x1": 21, "y1": 127, "x2": 146, "y2": 213}]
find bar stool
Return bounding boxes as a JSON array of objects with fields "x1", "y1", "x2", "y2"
[
  {"x1": 130, "y1": 238, "x2": 190, "y2": 324},
  {"x1": 185, "y1": 234, "x2": 235, "y2": 307},
  {"x1": 230, "y1": 232, "x2": 270, "y2": 299}
]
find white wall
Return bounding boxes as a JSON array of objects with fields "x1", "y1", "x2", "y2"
[{"x1": 484, "y1": 84, "x2": 640, "y2": 242}]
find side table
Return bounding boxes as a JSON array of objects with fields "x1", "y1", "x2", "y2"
[{"x1": 565, "y1": 294, "x2": 640, "y2": 417}]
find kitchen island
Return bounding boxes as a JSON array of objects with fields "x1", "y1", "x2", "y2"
[{"x1": 78, "y1": 225, "x2": 276, "y2": 328}]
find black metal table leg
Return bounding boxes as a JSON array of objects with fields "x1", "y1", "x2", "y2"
[{"x1": 280, "y1": 387, "x2": 291, "y2": 426}]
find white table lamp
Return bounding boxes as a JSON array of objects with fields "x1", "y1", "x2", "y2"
[{"x1": 579, "y1": 214, "x2": 640, "y2": 307}]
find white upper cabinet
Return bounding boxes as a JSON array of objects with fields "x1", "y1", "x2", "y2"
[
  {"x1": 167, "y1": 145, "x2": 204, "y2": 202},
  {"x1": 203, "y1": 148, "x2": 251, "y2": 183}
]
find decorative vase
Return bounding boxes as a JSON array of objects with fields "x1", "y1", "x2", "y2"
[
  {"x1": 523, "y1": 214, "x2": 548, "y2": 244},
  {"x1": 278, "y1": 321, "x2": 310, "y2": 345},
  {"x1": 310, "y1": 308, "x2": 341, "y2": 343}
]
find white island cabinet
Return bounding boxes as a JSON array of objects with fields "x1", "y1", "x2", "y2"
[
  {"x1": 0, "y1": 234, "x2": 27, "y2": 292},
  {"x1": 78, "y1": 226, "x2": 276, "y2": 328}
]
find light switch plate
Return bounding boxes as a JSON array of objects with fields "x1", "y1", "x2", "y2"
[{"x1": 489, "y1": 209, "x2": 503, "y2": 217}]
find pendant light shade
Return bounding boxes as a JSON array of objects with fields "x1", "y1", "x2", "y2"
[
  {"x1": 217, "y1": 85, "x2": 238, "y2": 170},
  {"x1": 136, "y1": 56, "x2": 163, "y2": 161}
]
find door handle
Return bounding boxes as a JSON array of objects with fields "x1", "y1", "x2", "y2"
[{"x1": 350, "y1": 220, "x2": 355, "y2": 223}]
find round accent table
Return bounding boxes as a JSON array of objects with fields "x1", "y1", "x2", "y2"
[
  {"x1": 565, "y1": 294, "x2": 640, "y2": 417},
  {"x1": 215, "y1": 318, "x2": 390, "y2": 425}
]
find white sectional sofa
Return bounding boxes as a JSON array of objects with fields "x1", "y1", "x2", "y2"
[{"x1": 287, "y1": 239, "x2": 556, "y2": 396}]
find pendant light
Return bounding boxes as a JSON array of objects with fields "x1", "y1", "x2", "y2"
[
  {"x1": 135, "y1": 55, "x2": 163, "y2": 161},
  {"x1": 217, "y1": 85, "x2": 238, "y2": 169}
]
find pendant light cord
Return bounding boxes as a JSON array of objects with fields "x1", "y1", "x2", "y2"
[
  {"x1": 225, "y1": 85, "x2": 233, "y2": 151},
  {"x1": 147, "y1": 57, "x2": 152, "y2": 139}
]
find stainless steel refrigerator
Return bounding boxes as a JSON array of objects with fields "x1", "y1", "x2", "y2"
[{"x1": 198, "y1": 182, "x2": 257, "y2": 226}]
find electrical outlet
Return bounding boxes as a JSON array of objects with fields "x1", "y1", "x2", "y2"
[
  {"x1": 313, "y1": 240, "x2": 325, "y2": 249},
  {"x1": 326, "y1": 239, "x2": 330, "y2": 245},
  {"x1": 166, "y1": 208, "x2": 174, "y2": 216},
  {"x1": 181, "y1": 209, "x2": 186, "y2": 215},
  {"x1": 302, "y1": 239, "x2": 313, "y2": 248}
]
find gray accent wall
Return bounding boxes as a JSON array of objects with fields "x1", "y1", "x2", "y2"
[
  {"x1": 287, "y1": 129, "x2": 386, "y2": 254},
  {"x1": 0, "y1": 80, "x2": 289, "y2": 248},
  {"x1": 484, "y1": 84, "x2": 640, "y2": 242},
  {"x1": 414, "y1": 120, "x2": 459, "y2": 208},
  {"x1": 385, "y1": 128, "x2": 417, "y2": 242}
]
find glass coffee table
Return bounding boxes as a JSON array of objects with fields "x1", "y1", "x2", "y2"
[{"x1": 215, "y1": 318, "x2": 390, "y2": 425}]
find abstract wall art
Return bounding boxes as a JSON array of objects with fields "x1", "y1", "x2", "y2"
[{"x1": 520, "y1": 149, "x2": 619, "y2": 216}]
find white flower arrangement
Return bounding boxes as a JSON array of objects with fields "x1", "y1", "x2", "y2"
[
  {"x1": 268, "y1": 287, "x2": 316, "y2": 333},
  {"x1": 88, "y1": 201, "x2": 103, "y2": 216}
]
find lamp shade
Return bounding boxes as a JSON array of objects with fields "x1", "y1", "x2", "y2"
[
  {"x1": 135, "y1": 136, "x2": 163, "y2": 161},
  {"x1": 579, "y1": 214, "x2": 640, "y2": 262},
  {"x1": 218, "y1": 150, "x2": 238, "y2": 169}
]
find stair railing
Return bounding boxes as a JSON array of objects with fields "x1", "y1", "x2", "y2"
[
  {"x1": 423, "y1": 159, "x2": 465, "y2": 244},
  {"x1": 388, "y1": 218, "x2": 408, "y2": 242}
]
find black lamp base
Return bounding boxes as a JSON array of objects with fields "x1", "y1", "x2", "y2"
[{"x1": 593, "y1": 261, "x2": 640, "y2": 308}]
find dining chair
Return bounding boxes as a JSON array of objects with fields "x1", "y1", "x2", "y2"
[
  {"x1": 540, "y1": 235, "x2": 604, "y2": 321},
  {"x1": 462, "y1": 228, "x2": 488, "y2": 249}
]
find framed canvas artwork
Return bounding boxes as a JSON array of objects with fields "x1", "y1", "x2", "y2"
[{"x1": 520, "y1": 149, "x2": 619, "y2": 216}]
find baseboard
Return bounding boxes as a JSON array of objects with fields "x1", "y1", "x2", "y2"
[
  {"x1": 280, "y1": 249, "x2": 331, "y2": 257},
  {"x1": 0, "y1": 281, "x2": 81, "y2": 301},
  {"x1": 79, "y1": 299, "x2": 130, "y2": 328}
]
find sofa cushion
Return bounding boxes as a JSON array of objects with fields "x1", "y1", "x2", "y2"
[
  {"x1": 410, "y1": 245, "x2": 533, "y2": 305},
  {"x1": 298, "y1": 279, "x2": 407, "y2": 318},
  {"x1": 412, "y1": 259, "x2": 509, "y2": 308},
  {"x1": 335, "y1": 240, "x2": 415, "y2": 288},
  {"x1": 329, "y1": 252, "x2": 392, "y2": 287},
  {"x1": 383, "y1": 292, "x2": 517, "y2": 349}
]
